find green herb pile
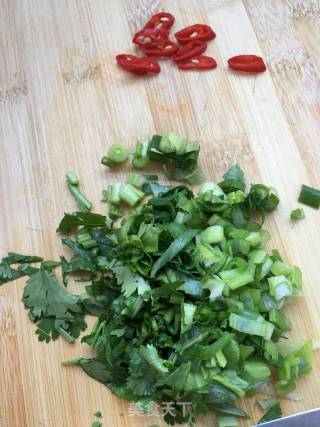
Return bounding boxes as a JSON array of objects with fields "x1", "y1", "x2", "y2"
[{"x1": 0, "y1": 134, "x2": 316, "y2": 426}]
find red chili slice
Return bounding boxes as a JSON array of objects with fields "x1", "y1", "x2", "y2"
[
  {"x1": 175, "y1": 24, "x2": 216, "y2": 44},
  {"x1": 177, "y1": 56, "x2": 217, "y2": 71},
  {"x1": 143, "y1": 12, "x2": 175, "y2": 30},
  {"x1": 116, "y1": 54, "x2": 161, "y2": 75},
  {"x1": 141, "y1": 40, "x2": 179, "y2": 58},
  {"x1": 228, "y1": 55, "x2": 266, "y2": 73},
  {"x1": 172, "y1": 41, "x2": 207, "y2": 63},
  {"x1": 132, "y1": 28, "x2": 169, "y2": 46}
]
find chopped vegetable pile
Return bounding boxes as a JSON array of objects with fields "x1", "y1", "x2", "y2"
[{"x1": 0, "y1": 133, "x2": 317, "y2": 426}]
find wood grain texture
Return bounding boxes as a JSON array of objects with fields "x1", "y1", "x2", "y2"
[{"x1": 0, "y1": 1, "x2": 320, "y2": 426}]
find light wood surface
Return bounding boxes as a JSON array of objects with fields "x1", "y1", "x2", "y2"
[{"x1": 1, "y1": 1, "x2": 320, "y2": 426}]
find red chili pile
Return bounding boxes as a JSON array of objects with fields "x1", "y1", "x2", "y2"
[{"x1": 115, "y1": 12, "x2": 266, "y2": 76}]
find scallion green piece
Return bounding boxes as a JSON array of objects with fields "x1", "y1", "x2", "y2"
[
  {"x1": 186, "y1": 140, "x2": 200, "y2": 153},
  {"x1": 159, "y1": 132, "x2": 186, "y2": 154},
  {"x1": 102, "y1": 183, "x2": 122, "y2": 205},
  {"x1": 257, "y1": 398, "x2": 279, "y2": 411},
  {"x1": 243, "y1": 360, "x2": 271, "y2": 382},
  {"x1": 298, "y1": 184, "x2": 320, "y2": 208},
  {"x1": 216, "y1": 350, "x2": 227, "y2": 368},
  {"x1": 108, "y1": 204, "x2": 124, "y2": 220},
  {"x1": 199, "y1": 181, "x2": 224, "y2": 196},
  {"x1": 131, "y1": 141, "x2": 150, "y2": 169},
  {"x1": 120, "y1": 184, "x2": 144, "y2": 207},
  {"x1": 220, "y1": 265, "x2": 255, "y2": 290},
  {"x1": 249, "y1": 249, "x2": 267, "y2": 264},
  {"x1": 268, "y1": 275, "x2": 292, "y2": 301},
  {"x1": 75, "y1": 228, "x2": 97, "y2": 248},
  {"x1": 101, "y1": 144, "x2": 128, "y2": 167},
  {"x1": 174, "y1": 211, "x2": 191, "y2": 224},
  {"x1": 229, "y1": 313, "x2": 274, "y2": 340},
  {"x1": 270, "y1": 260, "x2": 291, "y2": 276},
  {"x1": 194, "y1": 243, "x2": 226, "y2": 268},
  {"x1": 269, "y1": 309, "x2": 292, "y2": 331},
  {"x1": 198, "y1": 225, "x2": 225, "y2": 244},
  {"x1": 245, "y1": 232, "x2": 262, "y2": 247},
  {"x1": 183, "y1": 167, "x2": 204, "y2": 185},
  {"x1": 227, "y1": 190, "x2": 246, "y2": 204},
  {"x1": 290, "y1": 208, "x2": 305, "y2": 221},
  {"x1": 202, "y1": 276, "x2": 225, "y2": 301},
  {"x1": 127, "y1": 173, "x2": 158, "y2": 189}
]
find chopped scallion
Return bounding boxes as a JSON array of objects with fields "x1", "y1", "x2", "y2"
[
  {"x1": 101, "y1": 144, "x2": 128, "y2": 167},
  {"x1": 229, "y1": 313, "x2": 274, "y2": 340},
  {"x1": 127, "y1": 173, "x2": 158, "y2": 189},
  {"x1": 120, "y1": 184, "x2": 144, "y2": 207},
  {"x1": 298, "y1": 184, "x2": 320, "y2": 208},
  {"x1": 103, "y1": 183, "x2": 122, "y2": 205},
  {"x1": 131, "y1": 141, "x2": 150, "y2": 169}
]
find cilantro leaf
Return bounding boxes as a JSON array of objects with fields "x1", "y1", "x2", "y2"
[
  {"x1": 22, "y1": 269, "x2": 85, "y2": 342},
  {"x1": 219, "y1": 165, "x2": 246, "y2": 193},
  {"x1": 139, "y1": 344, "x2": 169, "y2": 374},
  {"x1": 0, "y1": 265, "x2": 25, "y2": 286},
  {"x1": 158, "y1": 362, "x2": 191, "y2": 390},
  {"x1": 113, "y1": 265, "x2": 150, "y2": 297},
  {"x1": 223, "y1": 165, "x2": 245, "y2": 182},
  {"x1": 0, "y1": 252, "x2": 43, "y2": 286}
]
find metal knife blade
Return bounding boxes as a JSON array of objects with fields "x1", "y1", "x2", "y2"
[{"x1": 255, "y1": 408, "x2": 320, "y2": 427}]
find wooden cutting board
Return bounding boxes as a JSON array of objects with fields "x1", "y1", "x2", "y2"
[{"x1": 1, "y1": 1, "x2": 320, "y2": 426}]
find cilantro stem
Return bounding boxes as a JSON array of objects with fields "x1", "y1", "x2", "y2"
[
  {"x1": 91, "y1": 320, "x2": 106, "y2": 348},
  {"x1": 57, "y1": 326, "x2": 76, "y2": 343},
  {"x1": 61, "y1": 357, "x2": 82, "y2": 366}
]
